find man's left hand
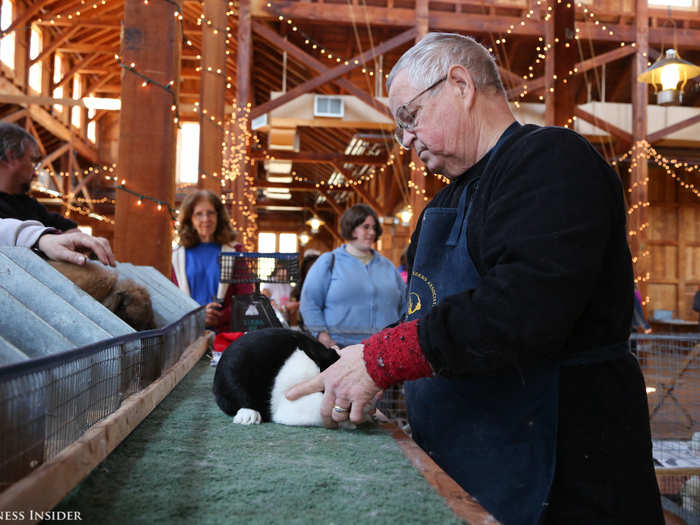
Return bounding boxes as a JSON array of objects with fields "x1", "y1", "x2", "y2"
[{"x1": 285, "y1": 344, "x2": 381, "y2": 428}]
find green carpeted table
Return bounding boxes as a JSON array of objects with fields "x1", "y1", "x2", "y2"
[{"x1": 54, "y1": 359, "x2": 470, "y2": 524}]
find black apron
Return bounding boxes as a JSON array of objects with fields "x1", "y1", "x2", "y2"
[{"x1": 404, "y1": 123, "x2": 630, "y2": 525}]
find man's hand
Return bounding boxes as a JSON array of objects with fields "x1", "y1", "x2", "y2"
[
  {"x1": 317, "y1": 331, "x2": 338, "y2": 350},
  {"x1": 37, "y1": 231, "x2": 115, "y2": 266},
  {"x1": 285, "y1": 344, "x2": 381, "y2": 428}
]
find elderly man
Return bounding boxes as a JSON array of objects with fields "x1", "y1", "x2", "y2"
[
  {"x1": 288, "y1": 33, "x2": 663, "y2": 524},
  {"x1": 0, "y1": 122, "x2": 77, "y2": 231}
]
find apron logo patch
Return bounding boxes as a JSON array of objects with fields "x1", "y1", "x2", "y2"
[
  {"x1": 409, "y1": 271, "x2": 438, "y2": 316},
  {"x1": 408, "y1": 292, "x2": 422, "y2": 315}
]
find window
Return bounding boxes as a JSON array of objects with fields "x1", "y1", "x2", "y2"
[
  {"x1": 87, "y1": 108, "x2": 96, "y2": 143},
  {"x1": 279, "y1": 233, "x2": 297, "y2": 253},
  {"x1": 71, "y1": 74, "x2": 81, "y2": 128},
  {"x1": 28, "y1": 24, "x2": 42, "y2": 92},
  {"x1": 176, "y1": 122, "x2": 200, "y2": 184},
  {"x1": 648, "y1": 0, "x2": 694, "y2": 7},
  {"x1": 257, "y1": 232, "x2": 298, "y2": 253},
  {"x1": 0, "y1": 0, "x2": 15, "y2": 69},
  {"x1": 257, "y1": 232, "x2": 298, "y2": 279},
  {"x1": 53, "y1": 54, "x2": 63, "y2": 113},
  {"x1": 258, "y1": 232, "x2": 277, "y2": 279}
]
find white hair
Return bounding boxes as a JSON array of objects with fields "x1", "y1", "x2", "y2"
[{"x1": 386, "y1": 32, "x2": 505, "y2": 95}]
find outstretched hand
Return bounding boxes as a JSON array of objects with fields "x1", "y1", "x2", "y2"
[
  {"x1": 38, "y1": 231, "x2": 115, "y2": 266},
  {"x1": 285, "y1": 344, "x2": 381, "y2": 428}
]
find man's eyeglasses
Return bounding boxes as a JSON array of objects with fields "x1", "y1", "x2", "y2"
[
  {"x1": 393, "y1": 76, "x2": 447, "y2": 149},
  {"x1": 32, "y1": 157, "x2": 43, "y2": 171}
]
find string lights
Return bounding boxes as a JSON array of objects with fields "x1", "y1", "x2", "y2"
[
  {"x1": 117, "y1": 185, "x2": 177, "y2": 221},
  {"x1": 114, "y1": 55, "x2": 181, "y2": 126}
]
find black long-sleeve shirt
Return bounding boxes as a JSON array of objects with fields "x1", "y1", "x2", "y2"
[
  {"x1": 0, "y1": 192, "x2": 77, "y2": 232},
  {"x1": 409, "y1": 124, "x2": 633, "y2": 375}
]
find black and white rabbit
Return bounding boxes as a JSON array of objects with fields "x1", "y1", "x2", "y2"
[{"x1": 213, "y1": 328, "x2": 342, "y2": 426}]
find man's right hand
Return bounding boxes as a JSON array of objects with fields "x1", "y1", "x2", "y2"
[
  {"x1": 317, "y1": 331, "x2": 338, "y2": 350},
  {"x1": 37, "y1": 231, "x2": 115, "y2": 266}
]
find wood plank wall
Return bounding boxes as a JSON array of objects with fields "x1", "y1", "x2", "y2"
[{"x1": 647, "y1": 166, "x2": 700, "y2": 321}]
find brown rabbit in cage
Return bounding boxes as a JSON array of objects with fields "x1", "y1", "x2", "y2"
[{"x1": 49, "y1": 260, "x2": 156, "y2": 331}]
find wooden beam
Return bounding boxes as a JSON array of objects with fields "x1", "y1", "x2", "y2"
[
  {"x1": 332, "y1": 161, "x2": 385, "y2": 215},
  {"x1": 416, "y1": 0, "x2": 428, "y2": 39},
  {"x1": 574, "y1": 46, "x2": 636, "y2": 75},
  {"x1": 573, "y1": 106, "x2": 633, "y2": 143},
  {"x1": 69, "y1": 149, "x2": 93, "y2": 210},
  {"x1": 29, "y1": 27, "x2": 81, "y2": 67},
  {"x1": 552, "y1": 0, "x2": 577, "y2": 126},
  {"x1": 115, "y1": 0, "x2": 181, "y2": 274},
  {"x1": 510, "y1": 46, "x2": 642, "y2": 104},
  {"x1": 37, "y1": 143, "x2": 70, "y2": 170},
  {"x1": 253, "y1": 180, "x2": 345, "y2": 192},
  {"x1": 24, "y1": 118, "x2": 46, "y2": 157},
  {"x1": 0, "y1": 93, "x2": 88, "y2": 107},
  {"x1": 0, "y1": 109, "x2": 28, "y2": 123},
  {"x1": 0, "y1": 0, "x2": 46, "y2": 38},
  {"x1": 27, "y1": 105, "x2": 97, "y2": 162},
  {"x1": 497, "y1": 66, "x2": 524, "y2": 89},
  {"x1": 352, "y1": 183, "x2": 384, "y2": 216},
  {"x1": 251, "y1": 21, "x2": 392, "y2": 119},
  {"x1": 321, "y1": 221, "x2": 343, "y2": 242},
  {"x1": 251, "y1": 150, "x2": 388, "y2": 165},
  {"x1": 507, "y1": 76, "x2": 545, "y2": 100},
  {"x1": 253, "y1": 2, "x2": 700, "y2": 48},
  {"x1": 53, "y1": 55, "x2": 99, "y2": 91},
  {"x1": 87, "y1": 72, "x2": 118, "y2": 94},
  {"x1": 647, "y1": 114, "x2": 700, "y2": 144},
  {"x1": 544, "y1": 8, "x2": 555, "y2": 126},
  {"x1": 232, "y1": 0, "x2": 254, "y2": 246},
  {"x1": 197, "y1": 0, "x2": 227, "y2": 191},
  {"x1": 318, "y1": 189, "x2": 345, "y2": 216},
  {"x1": 56, "y1": 44, "x2": 120, "y2": 54},
  {"x1": 250, "y1": 28, "x2": 417, "y2": 120},
  {"x1": 630, "y1": 0, "x2": 649, "y2": 306}
]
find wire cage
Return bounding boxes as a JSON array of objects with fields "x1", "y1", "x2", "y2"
[
  {"x1": 219, "y1": 252, "x2": 299, "y2": 290},
  {"x1": 633, "y1": 332, "x2": 700, "y2": 520},
  {"x1": 219, "y1": 252, "x2": 299, "y2": 332},
  {"x1": 0, "y1": 307, "x2": 205, "y2": 493}
]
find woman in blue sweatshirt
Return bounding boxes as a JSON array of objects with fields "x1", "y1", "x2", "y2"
[{"x1": 300, "y1": 204, "x2": 407, "y2": 349}]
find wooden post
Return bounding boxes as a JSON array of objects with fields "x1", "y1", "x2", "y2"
[
  {"x1": 197, "y1": 0, "x2": 227, "y2": 194},
  {"x1": 409, "y1": 0, "x2": 429, "y2": 232},
  {"x1": 550, "y1": 0, "x2": 577, "y2": 127},
  {"x1": 631, "y1": 0, "x2": 649, "y2": 305},
  {"x1": 544, "y1": 4, "x2": 555, "y2": 126},
  {"x1": 234, "y1": 0, "x2": 254, "y2": 249},
  {"x1": 114, "y1": 0, "x2": 182, "y2": 275}
]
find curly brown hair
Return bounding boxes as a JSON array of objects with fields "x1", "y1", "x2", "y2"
[{"x1": 177, "y1": 190, "x2": 237, "y2": 248}]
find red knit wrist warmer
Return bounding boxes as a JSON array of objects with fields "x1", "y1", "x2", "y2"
[{"x1": 363, "y1": 320, "x2": 432, "y2": 389}]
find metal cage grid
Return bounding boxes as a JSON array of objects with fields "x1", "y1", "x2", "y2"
[
  {"x1": 633, "y1": 333, "x2": 700, "y2": 519},
  {"x1": 219, "y1": 252, "x2": 299, "y2": 286},
  {"x1": 0, "y1": 307, "x2": 205, "y2": 493}
]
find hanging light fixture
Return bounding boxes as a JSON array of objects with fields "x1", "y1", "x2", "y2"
[
  {"x1": 306, "y1": 215, "x2": 323, "y2": 234},
  {"x1": 397, "y1": 207, "x2": 413, "y2": 226},
  {"x1": 637, "y1": 49, "x2": 700, "y2": 106},
  {"x1": 299, "y1": 231, "x2": 311, "y2": 246}
]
